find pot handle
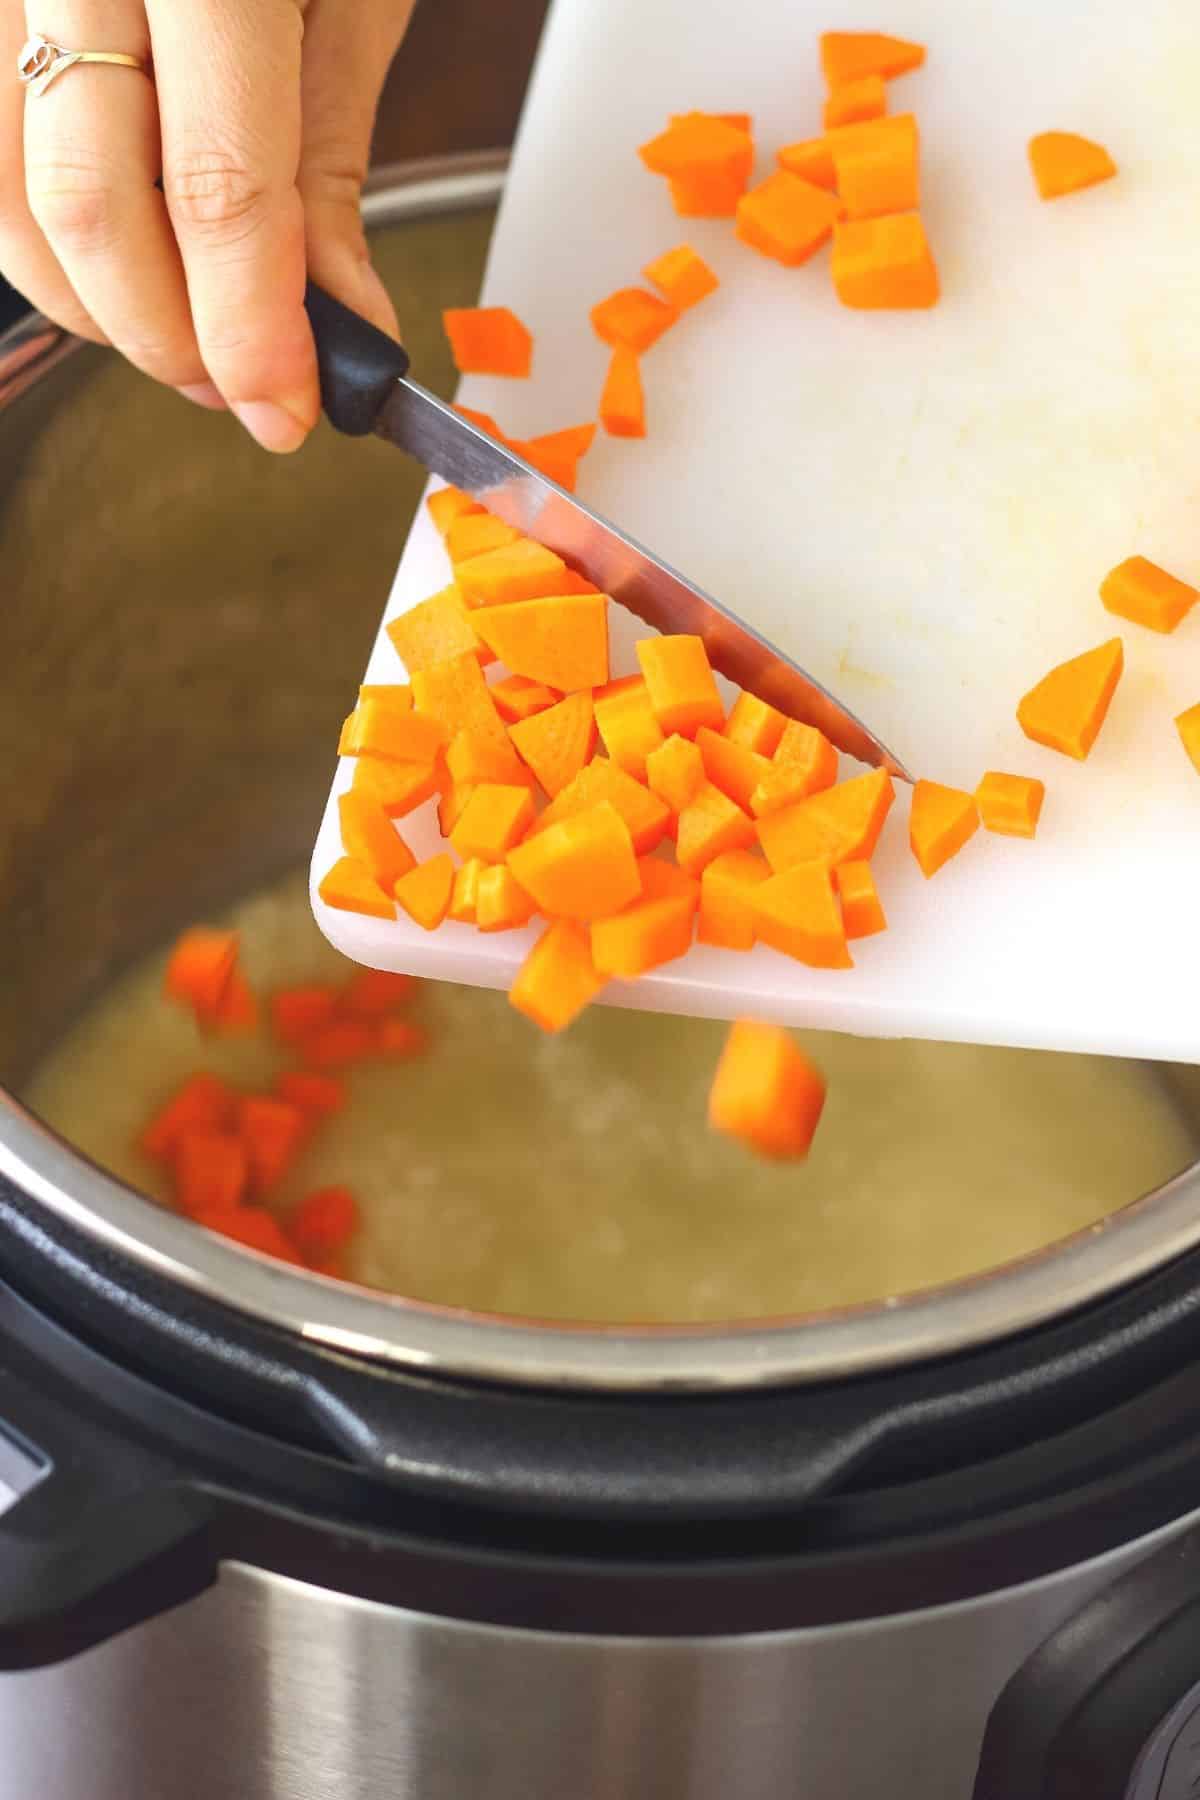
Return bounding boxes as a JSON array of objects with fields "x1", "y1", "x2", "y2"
[
  {"x1": 304, "y1": 283, "x2": 411, "y2": 438},
  {"x1": 0, "y1": 1303, "x2": 216, "y2": 1671}
]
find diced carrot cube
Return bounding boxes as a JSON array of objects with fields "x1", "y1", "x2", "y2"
[
  {"x1": 1028, "y1": 132, "x2": 1117, "y2": 201},
  {"x1": 238, "y1": 1096, "x2": 307, "y2": 1198},
  {"x1": 975, "y1": 772, "x2": 1046, "y2": 839},
  {"x1": 318, "y1": 857, "x2": 395, "y2": 920},
  {"x1": 832, "y1": 213, "x2": 939, "y2": 308},
  {"x1": 642, "y1": 244, "x2": 719, "y2": 310},
  {"x1": 820, "y1": 31, "x2": 926, "y2": 88},
  {"x1": 475, "y1": 865, "x2": 539, "y2": 933},
  {"x1": 411, "y1": 651, "x2": 509, "y2": 750},
  {"x1": 676, "y1": 780, "x2": 756, "y2": 876},
  {"x1": 446, "y1": 513, "x2": 522, "y2": 566},
  {"x1": 590, "y1": 859, "x2": 698, "y2": 977},
  {"x1": 823, "y1": 74, "x2": 887, "y2": 131},
  {"x1": 338, "y1": 700, "x2": 447, "y2": 764},
  {"x1": 473, "y1": 595, "x2": 609, "y2": 692},
  {"x1": 172, "y1": 1127, "x2": 248, "y2": 1220},
  {"x1": 646, "y1": 733, "x2": 704, "y2": 814},
  {"x1": 455, "y1": 538, "x2": 569, "y2": 608},
  {"x1": 352, "y1": 757, "x2": 441, "y2": 819},
  {"x1": 531, "y1": 759, "x2": 671, "y2": 854},
  {"x1": 776, "y1": 138, "x2": 838, "y2": 191},
  {"x1": 270, "y1": 985, "x2": 340, "y2": 1045},
  {"x1": 698, "y1": 848, "x2": 770, "y2": 950},
  {"x1": 1100, "y1": 557, "x2": 1198, "y2": 634},
  {"x1": 208, "y1": 1208, "x2": 304, "y2": 1265},
  {"x1": 163, "y1": 928, "x2": 238, "y2": 1016},
  {"x1": 338, "y1": 790, "x2": 417, "y2": 891},
  {"x1": 736, "y1": 172, "x2": 840, "y2": 267},
  {"x1": 709, "y1": 1021, "x2": 827, "y2": 1159},
  {"x1": 637, "y1": 634, "x2": 724, "y2": 738},
  {"x1": 593, "y1": 676, "x2": 665, "y2": 779},
  {"x1": 590, "y1": 288, "x2": 679, "y2": 353},
  {"x1": 756, "y1": 769, "x2": 894, "y2": 872},
  {"x1": 909, "y1": 781, "x2": 980, "y2": 878},
  {"x1": 442, "y1": 306, "x2": 533, "y2": 378},
  {"x1": 292, "y1": 1185, "x2": 361, "y2": 1259},
  {"x1": 140, "y1": 1073, "x2": 236, "y2": 1162},
  {"x1": 752, "y1": 864, "x2": 852, "y2": 968},
  {"x1": 450, "y1": 783, "x2": 536, "y2": 863},
  {"x1": 696, "y1": 725, "x2": 772, "y2": 812},
  {"x1": 509, "y1": 801, "x2": 641, "y2": 921},
  {"x1": 828, "y1": 115, "x2": 919, "y2": 220},
  {"x1": 508, "y1": 691, "x2": 597, "y2": 796},
  {"x1": 387, "y1": 585, "x2": 488, "y2": 673},
  {"x1": 489, "y1": 674, "x2": 561, "y2": 723},
  {"x1": 835, "y1": 860, "x2": 887, "y2": 938},
  {"x1": 1017, "y1": 638, "x2": 1124, "y2": 760},
  {"x1": 640, "y1": 113, "x2": 754, "y2": 181},
  {"x1": 445, "y1": 727, "x2": 531, "y2": 790},
  {"x1": 509, "y1": 921, "x2": 607, "y2": 1032},
  {"x1": 274, "y1": 1071, "x2": 346, "y2": 1118},
  {"x1": 298, "y1": 1018, "x2": 377, "y2": 1070},
  {"x1": 394, "y1": 854, "x2": 456, "y2": 931},
  {"x1": 724, "y1": 692, "x2": 786, "y2": 756},
  {"x1": 599, "y1": 346, "x2": 646, "y2": 439},
  {"x1": 427, "y1": 486, "x2": 483, "y2": 538}
]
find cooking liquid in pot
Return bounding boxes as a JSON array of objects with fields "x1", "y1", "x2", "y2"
[{"x1": 23, "y1": 871, "x2": 1194, "y2": 1324}]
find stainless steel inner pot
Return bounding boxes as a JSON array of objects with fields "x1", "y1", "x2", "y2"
[{"x1": 1, "y1": 157, "x2": 1198, "y2": 1396}]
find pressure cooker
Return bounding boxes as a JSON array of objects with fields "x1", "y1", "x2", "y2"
[{"x1": 4, "y1": 156, "x2": 1200, "y2": 1800}]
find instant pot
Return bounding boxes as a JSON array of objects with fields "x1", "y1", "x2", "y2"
[{"x1": 4, "y1": 159, "x2": 1200, "y2": 1800}]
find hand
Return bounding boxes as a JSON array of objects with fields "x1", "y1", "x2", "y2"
[{"x1": 0, "y1": 1, "x2": 414, "y2": 451}]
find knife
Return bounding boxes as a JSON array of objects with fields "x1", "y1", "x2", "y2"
[{"x1": 304, "y1": 284, "x2": 909, "y2": 778}]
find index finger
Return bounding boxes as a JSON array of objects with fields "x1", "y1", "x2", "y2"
[{"x1": 146, "y1": 0, "x2": 318, "y2": 451}]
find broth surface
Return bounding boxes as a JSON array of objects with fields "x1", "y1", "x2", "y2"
[{"x1": 24, "y1": 871, "x2": 1194, "y2": 1323}]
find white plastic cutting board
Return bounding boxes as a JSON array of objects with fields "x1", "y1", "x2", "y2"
[{"x1": 313, "y1": 0, "x2": 1200, "y2": 1062}]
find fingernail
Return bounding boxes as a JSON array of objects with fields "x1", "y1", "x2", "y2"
[
  {"x1": 178, "y1": 381, "x2": 227, "y2": 411},
  {"x1": 232, "y1": 399, "x2": 311, "y2": 454}
]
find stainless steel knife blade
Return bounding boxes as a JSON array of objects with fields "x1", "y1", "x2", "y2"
[{"x1": 375, "y1": 375, "x2": 910, "y2": 778}]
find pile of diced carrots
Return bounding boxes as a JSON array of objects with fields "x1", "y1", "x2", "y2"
[{"x1": 143, "y1": 941, "x2": 426, "y2": 1267}]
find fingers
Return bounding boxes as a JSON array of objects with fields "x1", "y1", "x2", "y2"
[
  {"x1": 147, "y1": 0, "x2": 318, "y2": 453},
  {"x1": 298, "y1": 0, "x2": 414, "y2": 340},
  {"x1": 20, "y1": 1, "x2": 209, "y2": 388},
  {"x1": 0, "y1": 7, "x2": 104, "y2": 341}
]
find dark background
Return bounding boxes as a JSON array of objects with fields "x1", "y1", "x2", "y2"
[{"x1": 0, "y1": 0, "x2": 550, "y2": 335}]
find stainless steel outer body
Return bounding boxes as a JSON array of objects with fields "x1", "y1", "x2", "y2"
[{"x1": 0, "y1": 1509, "x2": 1191, "y2": 1800}]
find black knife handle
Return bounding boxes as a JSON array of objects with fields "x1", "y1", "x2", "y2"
[{"x1": 304, "y1": 283, "x2": 411, "y2": 438}]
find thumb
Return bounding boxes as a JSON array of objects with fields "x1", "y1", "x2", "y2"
[{"x1": 298, "y1": 2, "x2": 414, "y2": 339}]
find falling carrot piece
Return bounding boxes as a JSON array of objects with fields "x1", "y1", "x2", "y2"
[
  {"x1": 1176, "y1": 705, "x2": 1200, "y2": 777},
  {"x1": 724, "y1": 693, "x2": 787, "y2": 757},
  {"x1": 450, "y1": 783, "x2": 536, "y2": 863},
  {"x1": 292, "y1": 1186, "x2": 361, "y2": 1260},
  {"x1": 340, "y1": 969, "x2": 413, "y2": 1018},
  {"x1": 297, "y1": 1017, "x2": 377, "y2": 1070},
  {"x1": 446, "y1": 726, "x2": 532, "y2": 790},
  {"x1": 756, "y1": 768, "x2": 895, "y2": 872},
  {"x1": 820, "y1": 31, "x2": 926, "y2": 88},
  {"x1": 442, "y1": 306, "x2": 533, "y2": 378},
  {"x1": 352, "y1": 757, "x2": 441, "y2": 819},
  {"x1": 776, "y1": 138, "x2": 838, "y2": 191},
  {"x1": 646, "y1": 733, "x2": 705, "y2": 814},
  {"x1": 698, "y1": 848, "x2": 769, "y2": 950},
  {"x1": 736, "y1": 171, "x2": 841, "y2": 267},
  {"x1": 238, "y1": 1096, "x2": 307, "y2": 1198},
  {"x1": 270, "y1": 985, "x2": 341, "y2": 1046},
  {"x1": 643, "y1": 244, "x2": 719, "y2": 310},
  {"x1": 318, "y1": 857, "x2": 395, "y2": 921},
  {"x1": 510, "y1": 920, "x2": 607, "y2": 1033},
  {"x1": 752, "y1": 864, "x2": 853, "y2": 969},
  {"x1": 509, "y1": 801, "x2": 641, "y2": 922},
  {"x1": 590, "y1": 859, "x2": 698, "y2": 977},
  {"x1": 523, "y1": 758, "x2": 671, "y2": 854},
  {"x1": 476, "y1": 865, "x2": 539, "y2": 934},
  {"x1": 446, "y1": 514, "x2": 521, "y2": 567},
  {"x1": 164, "y1": 928, "x2": 238, "y2": 1019},
  {"x1": 909, "y1": 781, "x2": 979, "y2": 878},
  {"x1": 590, "y1": 288, "x2": 679, "y2": 354},
  {"x1": 600, "y1": 347, "x2": 646, "y2": 439},
  {"x1": 835, "y1": 860, "x2": 887, "y2": 938},
  {"x1": 140, "y1": 1073, "x2": 236, "y2": 1162},
  {"x1": 387, "y1": 585, "x2": 487, "y2": 673},
  {"x1": 676, "y1": 780, "x2": 757, "y2": 877},
  {"x1": 828, "y1": 115, "x2": 919, "y2": 220},
  {"x1": 449, "y1": 856, "x2": 485, "y2": 924},
  {"x1": 274, "y1": 1071, "x2": 346, "y2": 1119},
  {"x1": 338, "y1": 790, "x2": 417, "y2": 891},
  {"x1": 975, "y1": 772, "x2": 1046, "y2": 839},
  {"x1": 832, "y1": 213, "x2": 939, "y2": 309},
  {"x1": 394, "y1": 854, "x2": 456, "y2": 931},
  {"x1": 593, "y1": 677, "x2": 665, "y2": 779},
  {"x1": 338, "y1": 699, "x2": 447, "y2": 765},
  {"x1": 455, "y1": 538, "x2": 569, "y2": 608},
  {"x1": 1017, "y1": 638, "x2": 1124, "y2": 760},
  {"x1": 472, "y1": 595, "x2": 610, "y2": 692},
  {"x1": 508, "y1": 690, "x2": 597, "y2": 796},
  {"x1": 411, "y1": 651, "x2": 509, "y2": 750},
  {"x1": 637, "y1": 634, "x2": 724, "y2": 737},
  {"x1": 709, "y1": 1021, "x2": 827, "y2": 1160},
  {"x1": 490, "y1": 674, "x2": 561, "y2": 723},
  {"x1": 1028, "y1": 132, "x2": 1117, "y2": 201},
  {"x1": 427, "y1": 486, "x2": 483, "y2": 538},
  {"x1": 172, "y1": 1128, "x2": 248, "y2": 1220},
  {"x1": 823, "y1": 74, "x2": 887, "y2": 131},
  {"x1": 1100, "y1": 557, "x2": 1198, "y2": 635},
  {"x1": 696, "y1": 725, "x2": 772, "y2": 812}
]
